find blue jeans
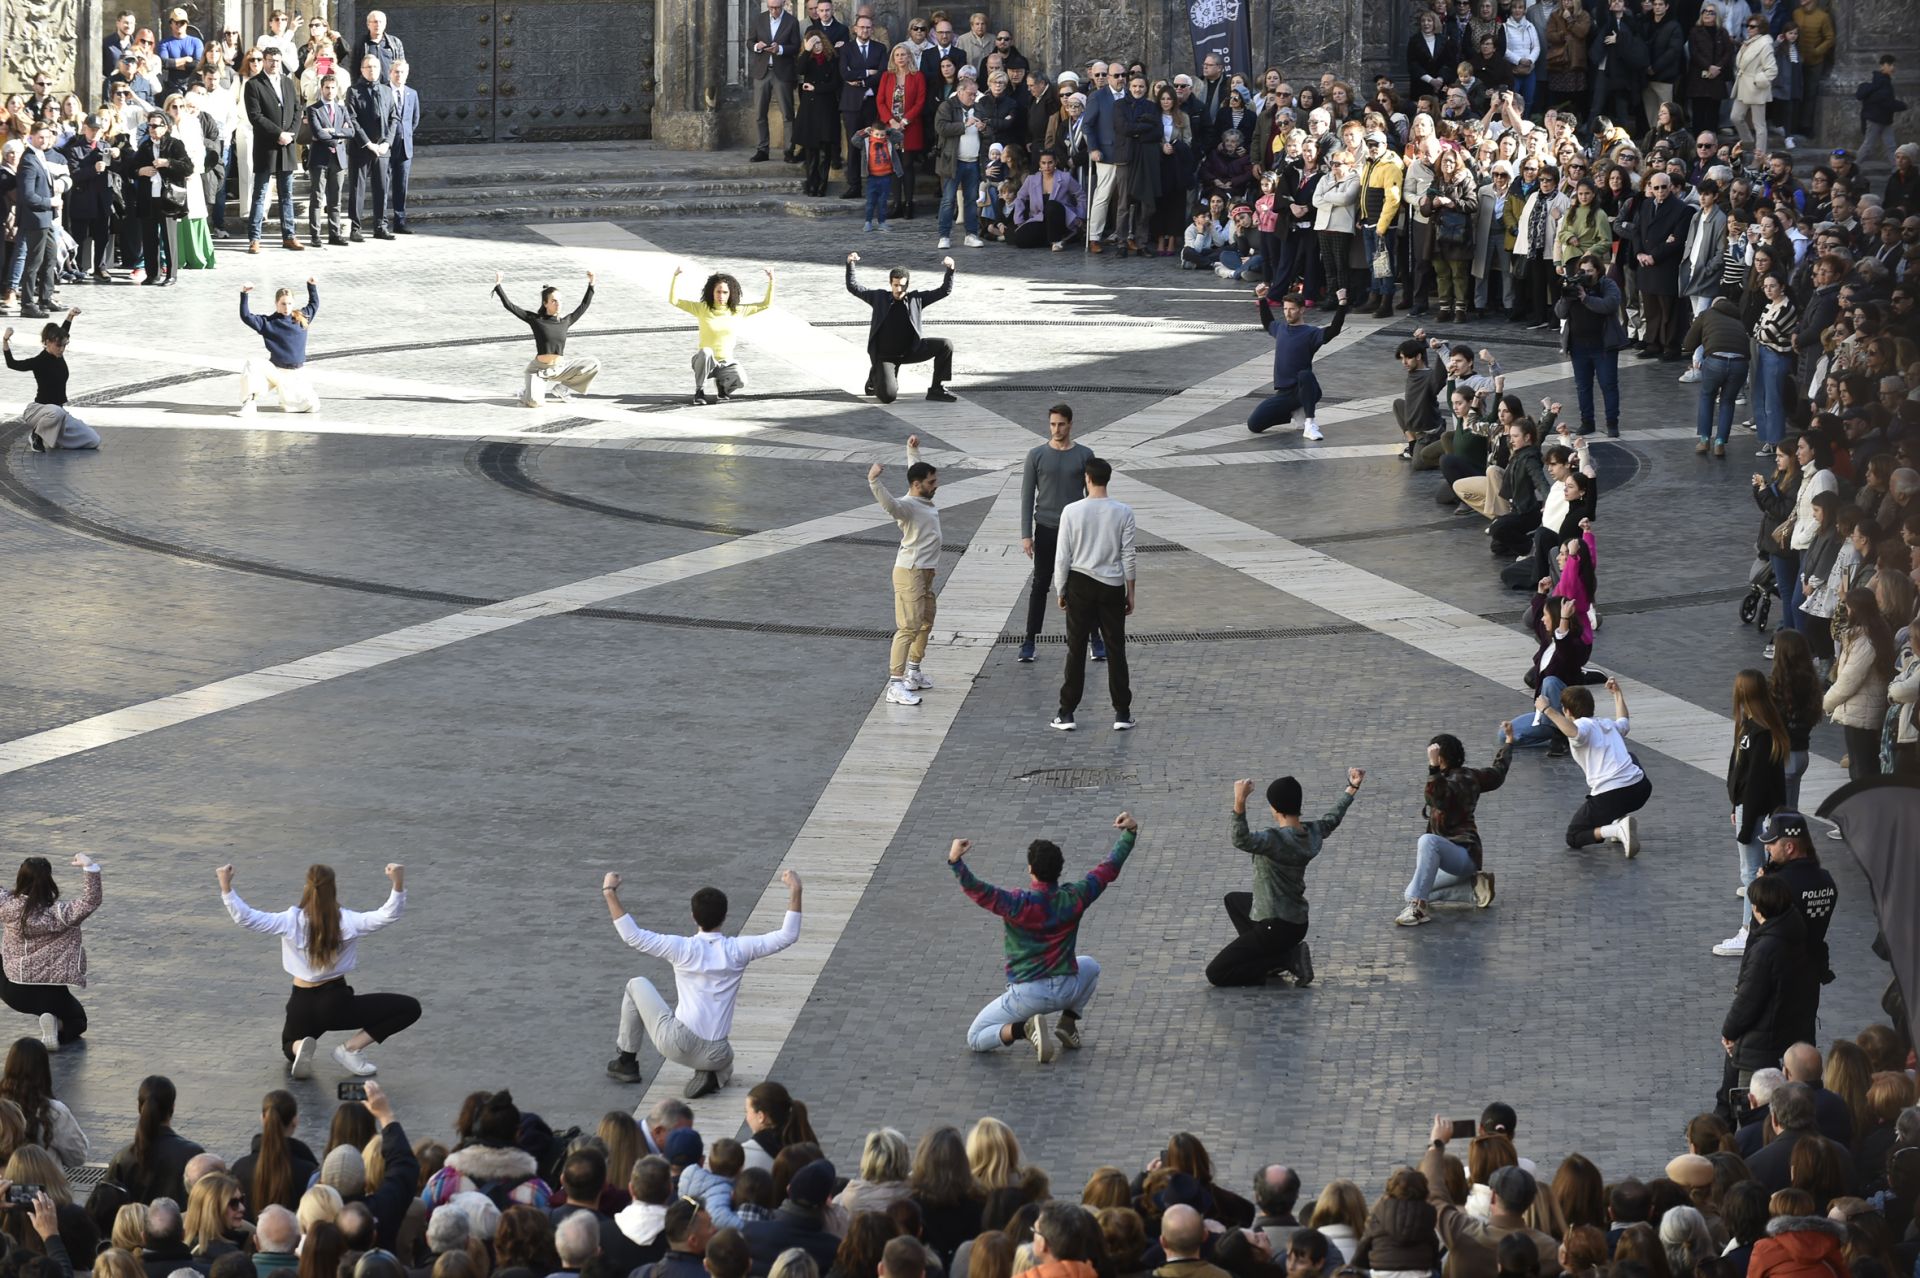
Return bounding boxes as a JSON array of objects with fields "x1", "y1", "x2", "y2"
[
  {"x1": 1216, "y1": 248, "x2": 1264, "y2": 279},
  {"x1": 250, "y1": 170, "x2": 295, "y2": 241},
  {"x1": 1509, "y1": 676, "x2": 1568, "y2": 746},
  {"x1": 965, "y1": 956, "x2": 1100, "y2": 1051},
  {"x1": 1405, "y1": 833, "x2": 1477, "y2": 904},
  {"x1": 1511, "y1": 68, "x2": 1538, "y2": 110},
  {"x1": 1695, "y1": 353, "x2": 1749, "y2": 444},
  {"x1": 1569, "y1": 342, "x2": 1620, "y2": 430},
  {"x1": 1770, "y1": 553, "x2": 1801, "y2": 633},
  {"x1": 5, "y1": 236, "x2": 24, "y2": 290},
  {"x1": 864, "y1": 174, "x2": 892, "y2": 225},
  {"x1": 1735, "y1": 803, "x2": 1765, "y2": 927},
  {"x1": 1753, "y1": 345, "x2": 1791, "y2": 447},
  {"x1": 1785, "y1": 749, "x2": 1808, "y2": 810},
  {"x1": 938, "y1": 160, "x2": 980, "y2": 238}
]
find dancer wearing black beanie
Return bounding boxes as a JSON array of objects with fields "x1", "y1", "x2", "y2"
[{"x1": 1210, "y1": 768, "x2": 1364, "y2": 988}]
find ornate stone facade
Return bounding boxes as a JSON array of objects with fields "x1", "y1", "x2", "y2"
[{"x1": 2, "y1": 0, "x2": 81, "y2": 94}]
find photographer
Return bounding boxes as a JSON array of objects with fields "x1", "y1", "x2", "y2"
[
  {"x1": 0, "y1": 1179, "x2": 78, "y2": 1278},
  {"x1": 1552, "y1": 253, "x2": 1626, "y2": 437}
]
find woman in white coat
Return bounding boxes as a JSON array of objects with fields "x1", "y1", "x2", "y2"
[
  {"x1": 1730, "y1": 16, "x2": 1778, "y2": 152},
  {"x1": 0, "y1": 1039, "x2": 89, "y2": 1167}
]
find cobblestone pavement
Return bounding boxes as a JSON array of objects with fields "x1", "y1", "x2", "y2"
[{"x1": 0, "y1": 209, "x2": 1887, "y2": 1197}]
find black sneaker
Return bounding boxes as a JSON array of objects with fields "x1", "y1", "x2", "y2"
[
  {"x1": 684, "y1": 1070, "x2": 722, "y2": 1099},
  {"x1": 606, "y1": 1055, "x2": 641, "y2": 1084},
  {"x1": 1049, "y1": 714, "x2": 1076, "y2": 731},
  {"x1": 926, "y1": 385, "x2": 957, "y2": 402},
  {"x1": 1605, "y1": 423, "x2": 1620, "y2": 438},
  {"x1": 27, "y1": 430, "x2": 46, "y2": 452},
  {"x1": 1546, "y1": 735, "x2": 1569, "y2": 758},
  {"x1": 1112, "y1": 713, "x2": 1135, "y2": 731},
  {"x1": 1017, "y1": 639, "x2": 1035, "y2": 662},
  {"x1": 1291, "y1": 941, "x2": 1315, "y2": 987},
  {"x1": 692, "y1": 392, "x2": 711, "y2": 405}
]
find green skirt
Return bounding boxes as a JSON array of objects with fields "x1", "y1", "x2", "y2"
[{"x1": 176, "y1": 218, "x2": 217, "y2": 269}]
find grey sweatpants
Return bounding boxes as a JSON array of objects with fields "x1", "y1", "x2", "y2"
[{"x1": 615, "y1": 976, "x2": 735, "y2": 1088}]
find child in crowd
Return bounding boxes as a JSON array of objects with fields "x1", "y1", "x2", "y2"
[{"x1": 861, "y1": 124, "x2": 898, "y2": 234}]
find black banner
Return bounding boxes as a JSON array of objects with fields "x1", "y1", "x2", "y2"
[
  {"x1": 1819, "y1": 776, "x2": 1920, "y2": 1052},
  {"x1": 1185, "y1": 0, "x2": 1252, "y2": 80}
]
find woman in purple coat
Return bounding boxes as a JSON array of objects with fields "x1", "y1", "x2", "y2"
[{"x1": 1008, "y1": 151, "x2": 1084, "y2": 248}]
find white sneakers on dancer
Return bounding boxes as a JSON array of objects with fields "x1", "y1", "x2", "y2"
[
  {"x1": 289, "y1": 1037, "x2": 317, "y2": 1079},
  {"x1": 1025, "y1": 1014, "x2": 1056, "y2": 1064},
  {"x1": 1302, "y1": 419, "x2": 1324, "y2": 441},
  {"x1": 37, "y1": 1014, "x2": 59, "y2": 1053},
  {"x1": 333, "y1": 1044, "x2": 378, "y2": 1076},
  {"x1": 885, "y1": 679, "x2": 922, "y2": 705}
]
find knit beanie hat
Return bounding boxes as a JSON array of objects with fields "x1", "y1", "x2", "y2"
[{"x1": 1265, "y1": 776, "x2": 1303, "y2": 816}]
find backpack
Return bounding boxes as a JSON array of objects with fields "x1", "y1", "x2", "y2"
[{"x1": 476, "y1": 1173, "x2": 537, "y2": 1209}]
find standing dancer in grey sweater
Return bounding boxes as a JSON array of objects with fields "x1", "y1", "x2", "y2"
[
  {"x1": 1052, "y1": 455, "x2": 1137, "y2": 732},
  {"x1": 1018, "y1": 403, "x2": 1104, "y2": 664},
  {"x1": 869, "y1": 436, "x2": 941, "y2": 706}
]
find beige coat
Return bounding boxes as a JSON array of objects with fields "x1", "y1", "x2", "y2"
[{"x1": 1823, "y1": 633, "x2": 1890, "y2": 730}]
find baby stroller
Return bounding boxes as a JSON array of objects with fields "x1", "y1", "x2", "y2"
[{"x1": 1740, "y1": 555, "x2": 1776, "y2": 630}]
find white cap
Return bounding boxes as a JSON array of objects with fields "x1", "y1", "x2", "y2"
[{"x1": 1056, "y1": 70, "x2": 1079, "y2": 85}]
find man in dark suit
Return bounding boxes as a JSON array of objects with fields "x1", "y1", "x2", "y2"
[
  {"x1": 305, "y1": 76, "x2": 351, "y2": 247},
  {"x1": 837, "y1": 12, "x2": 885, "y2": 199},
  {"x1": 1629, "y1": 170, "x2": 1695, "y2": 359},
  {"x1": 918, "y1": 15, "x2": 962, "y2": 84},
  {"x1": 387, "y1": 59, "x2": 420, "y2": 232},
  {"x1": 347, "y1": 53, "x2": 399, "y2": 240},
  {"x1": 749, "y1": 0, "x2": 800, "y2": 162},
  {"x1": 243, "y1": 47, "x2": 305, "y2": 252},
  {"x1": 12, "y1": 127, "x2": 58, "y2": 316},
  {"x1": 1189, "y1": 54, "x2": 1229, "y2": 154}
]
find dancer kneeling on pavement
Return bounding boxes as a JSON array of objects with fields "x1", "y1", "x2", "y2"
[
  {"x1": 949, "y1": 812, "x2": 1138, "y2": 1061},
  {"x1": 870, "y1": 437, "x2": 940, "y2": 707},
  {"x1": 1397, "y1": 730, "x2": 1509, "y2": 927},
  {"x1": 602, "y1": 868, "x2": 802, "y2": 1100},
  {"x1": 219, "y1": 861, "x2": 419, "y2": 1079},
  {"x1": 236, "y1": 279, "x2": 319, "y2": 415},
  {"x1": 1532, "y1": 677, "x2": 1652, "y2": 856},
  {"x1": 3, "y1": 309, "x2": 100, "y2": 451},
  {"x1": 670, "y1": 264, "x2": 774, "y2": 406},
  {"x1": 1507, "y1": 584, "x2": 1594, "y2": 752},
  {"x1": 0, "y1": 853, "x2": 102, "y2": 1050},
  {"x1": 847, "y1": 252, "x2": 957, "y2": 404},
  {"x1": 1247, "y1": 285, "x2": 1347, "y2": 440},
  {"x1": 493, "y1": 270, "x2": 598, "y2": 408},
  {"x1": 1208, "y1": 769, "x2": 1363, "y2": 987}
]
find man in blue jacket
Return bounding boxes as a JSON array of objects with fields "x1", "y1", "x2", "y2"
[
  {"x1": 387, "y1": 60, "x2": 420, "y2": 233},
  {"x1": 12, "y1": 128, "x2": 58, "y2": 318},
  {"x1": 1082, "y1": 59, "x2": 1126, "y2": 250},
  {"x1": 346, "y1": 53, "x2": 398, "y2": 240},
  {"x1": 1247, "y1": 284, "x2": 1348, "y2": 439},
  {"x1": 837, "y1": 13, "x2": 886, "y2": 199}
]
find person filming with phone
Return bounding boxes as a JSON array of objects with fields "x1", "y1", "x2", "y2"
[{"x1": 314, "y1": 1080, "x2": 419, "y2": 1254}]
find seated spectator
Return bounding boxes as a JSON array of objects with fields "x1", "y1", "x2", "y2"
[
  {"x1": 1199, "y1": 133, "x2": 1255, "y2": 207},
  {"x1": 1349, "y1": 1166, "x2": 1437, "y2": 1275},
  {"x1": 1153, "y1": 1206, "x2": 1230, "y2": 1278},
  {"x1": 1009, "y1": 152, "x2": 1083, "y2": 249},
  {"x1": 745, "y1": 1160, "x2": 839, "y2": 1274},
  {"x1": 423, "y1": 1092, "x2": 551, "y2": 1212},
  {"x1": 253, "y1": 1206, "x2": 300, "y2": 1276},
  {"x1": 1421, "y1": 1121, "x2": 1562, "y2": 1278}
]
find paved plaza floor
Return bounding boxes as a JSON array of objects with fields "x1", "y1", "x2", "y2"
[{"x1": 0, "y1": 211, "x2": 1888, "y2": 1193}]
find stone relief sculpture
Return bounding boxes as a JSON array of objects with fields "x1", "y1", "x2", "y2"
[{"x1": 3, "y1": 0, "x2": 78, "y2": 92}]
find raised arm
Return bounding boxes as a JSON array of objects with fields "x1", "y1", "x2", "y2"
[
  {"x1": 341, "y1": 864, "x2": 405, "y2": 936},
  {"x1": 566, "y1": 279, "x2": 594, "y2": 324},
  {"x1": 921, "y1": 265, "x2": 955, "y2": 306},
  {"x1": 217, "y1": 865, "x2": 296, "y2": 935},
  {"x1": 237, "y1": 290, "x2": 267, "y2": 335},
  {"x1": 302, "y1": 281, "x2": 318, "y2": 323},
  {"x1": 493, "y1": 277, "x2": 532, "y2": 322},
  {"x1": 867, "y1": 463, "x2": 904, "y2": 519},
  {"x1": 946, "y1": 840, "x2": 1021, "y2": 919},
  {"x1": 732, "y1": 871, "x2": 803, "y2": 961},
  {"x1": 1606, "y1": 675, "x2": 1628, "y2": 727},
  {"x1": 51, "y1": 856, "x2": 102, "y2": 929}
]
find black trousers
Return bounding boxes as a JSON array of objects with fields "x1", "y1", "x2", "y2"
[
  {"x1": 21, "y1": 222, "x2": 57, "y2": 305},
  {"x1": 1025, "y1": 521, "x2": 1060, "y2": 640},
  {"x1": 1489, "y1": 508, "x2": 1541, "y2": 556},
  {"x1": 869, "y1": 338, "x2": 952, "y2": 403},
  {"x1": 1010, "y1": 199, "x2": 1072, "y2": 247},
  {"x1": 70, "y1": 214, "x2": 111, "y2": 274},
  {"x1": 1566, "y1": 773, "x2": 1653, "y2": 847},
  {"x1": 1642, "y1": 291, "x2": 1684, "y2": 356},
  {"x1": 1205, "y1": 892, "x2": 1308, "y2": 987},
  {"x1": 0, "y1": 969, "x2": 86, "y2": 1042},
  {"x1": 1059, "y1": 570, "x2": 1129, "y2": 717},
  {"x1": 136, "y1": 214, "x2": 174, "y2": 280},
  {"x1": 349, "y1": 150, "x2": 389, "y2": 231},
  {"x1": 281, "y1": 978, "x2": 421, "y2": 1059}
]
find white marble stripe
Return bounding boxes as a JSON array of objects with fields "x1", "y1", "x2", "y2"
[
  {"x1": 0, "y1": 474, "x2": 1005, "y2": 778},
  {"x1": 1079, "y1": 306, "x2": 1393, "y2": 454},
  {"x1": 1121, "y1": 425, "x2": 1709, "y2": 471},
  {"x1": 528, "y1": 222, "x2": 1040, "y2": 464},
  {"x1": 1132, "y1": 358, "x2": 1579, "y2": 458},
  {"x1": 1118, "y1": 475, "x2": 1848, "y2": 806},
  {"x1": 636, "y1": 477, "x2": 1033, "y2": 1123}
]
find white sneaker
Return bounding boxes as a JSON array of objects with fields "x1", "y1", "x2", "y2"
[
  {"x1": 1619, "y1": 814, "x2": 1640, "y2": 860},
  {"x1": 1472, "y1": 871, "x2": 1496, "y2": 908},
  {"x1": 884, "y1": 679, "x2": 922, "y2": 706},
  {"x1": 1024, "y1": 1014, "x2": 1057, "y2": 1064},
  {"x1": 936, "y1": 236, "x2": 951, "y2": 249},
  {"x1": 905, "y1": 668, "x2": 934, "y2": 691},
  {"x1": 963, "y1": 235, "x2": 985, "y2": 248},
  {"x1": 1825, "y1": 826, "x2": 1844, "y2": 841},
  {"x1": 289, "y1": 1037, "x2": 316, "y2": 1079},
  {"x1": 1394, "y1": 903, "x2": 1431, "y2": 927},
  {"x1": 1713, "y1": 928, "x2": 1748, "y2": 957},
  {"x1": 332, "y1": 1043, "x2": 378, "y2": 1076},
  {"x1": 1678, "y1": 367, "x2": 1701, "y2": 383},
  {"x1": 1302, "y1": 420, "x2": 1325, "y2": 441},
  {"x1": 1213, "y1": 263, "x2": 1235, "y2": 278},
  {"x1": 1785, "y1": 135, "x2": 1799, "y2": 148},
  {"x1": 519, "y1": 396, "x2": 543, "y2": 408},
  {"x1": 236, "y1": 400, "x2": 257, "y2": 417},
  {"x1": 1736, "y1": 884, "x2": 1747, "y2": 898},
  {"x1": 37, "y1": 1013, "x2": 59, "y2": 1053}
]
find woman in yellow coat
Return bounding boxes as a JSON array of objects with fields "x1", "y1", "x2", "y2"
[{"x1": 670, "y1": 265, "x2": 775, "y2": 405}]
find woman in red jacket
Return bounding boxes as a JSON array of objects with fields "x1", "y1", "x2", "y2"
[{"x1": 878, "y1": 45, "x2": 926, "y2": 222}]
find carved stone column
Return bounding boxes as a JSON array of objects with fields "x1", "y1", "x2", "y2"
[{"x1": 654, "y1": 0, "x2": 725, "y2": 148}]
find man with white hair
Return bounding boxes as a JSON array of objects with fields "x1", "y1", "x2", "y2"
[
  {"x1": 425, "y1": 1204, "x2": 471, "y2": 1260},
  {"x1": 640, "y1": 1098, "x2": 694, "y2": 1156},
  {"x1": 254, "y1": 1205, "x2": 301, "y2": 1275},
  {"x1": 555, "y1": 1212, "x2": 600, "y2": 1275},
  {"x1": 354, "y1": 10, "x2": 405, "y2": 82},
  {"x1": 1082, "y1": 56, "x2": 1127, "y2": 250},
  {"x1": 184, "y1": 1153, "x2": 229, "y2": 1189}
]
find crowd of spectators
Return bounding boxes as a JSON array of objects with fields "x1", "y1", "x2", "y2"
[
  {"x1": 0, "y1": 5, "x2": 416, "y2": 301},
  {"x1": 0, "y1": 1025, "x2": 1908, "y2": 1278}
]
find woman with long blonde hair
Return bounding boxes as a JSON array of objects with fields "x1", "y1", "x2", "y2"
[
  {"x1": 184, "y1": 1172, "x2": 250, "y2": 1259},
  {"x1": 965, "y1": 1118, "x2": 1021, "y2": 1192},
  {"x1": 219, "y1": 861, "x2": 417, "y2": 1079}
]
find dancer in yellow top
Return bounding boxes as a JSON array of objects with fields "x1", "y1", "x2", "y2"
[{"x1": 669, "y1": 266, "x2": 774, "y2": 405}]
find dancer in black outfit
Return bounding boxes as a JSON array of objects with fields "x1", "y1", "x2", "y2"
[
  {"x1": 847, "y1": 251, "x2": 958, "y2": 403},
  {"x1": 218, "y1": 861, "x2": 419, "y2": 1082},
  {"x1": 3, "y1": 310, "x2": 100, "y2": 451}
]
